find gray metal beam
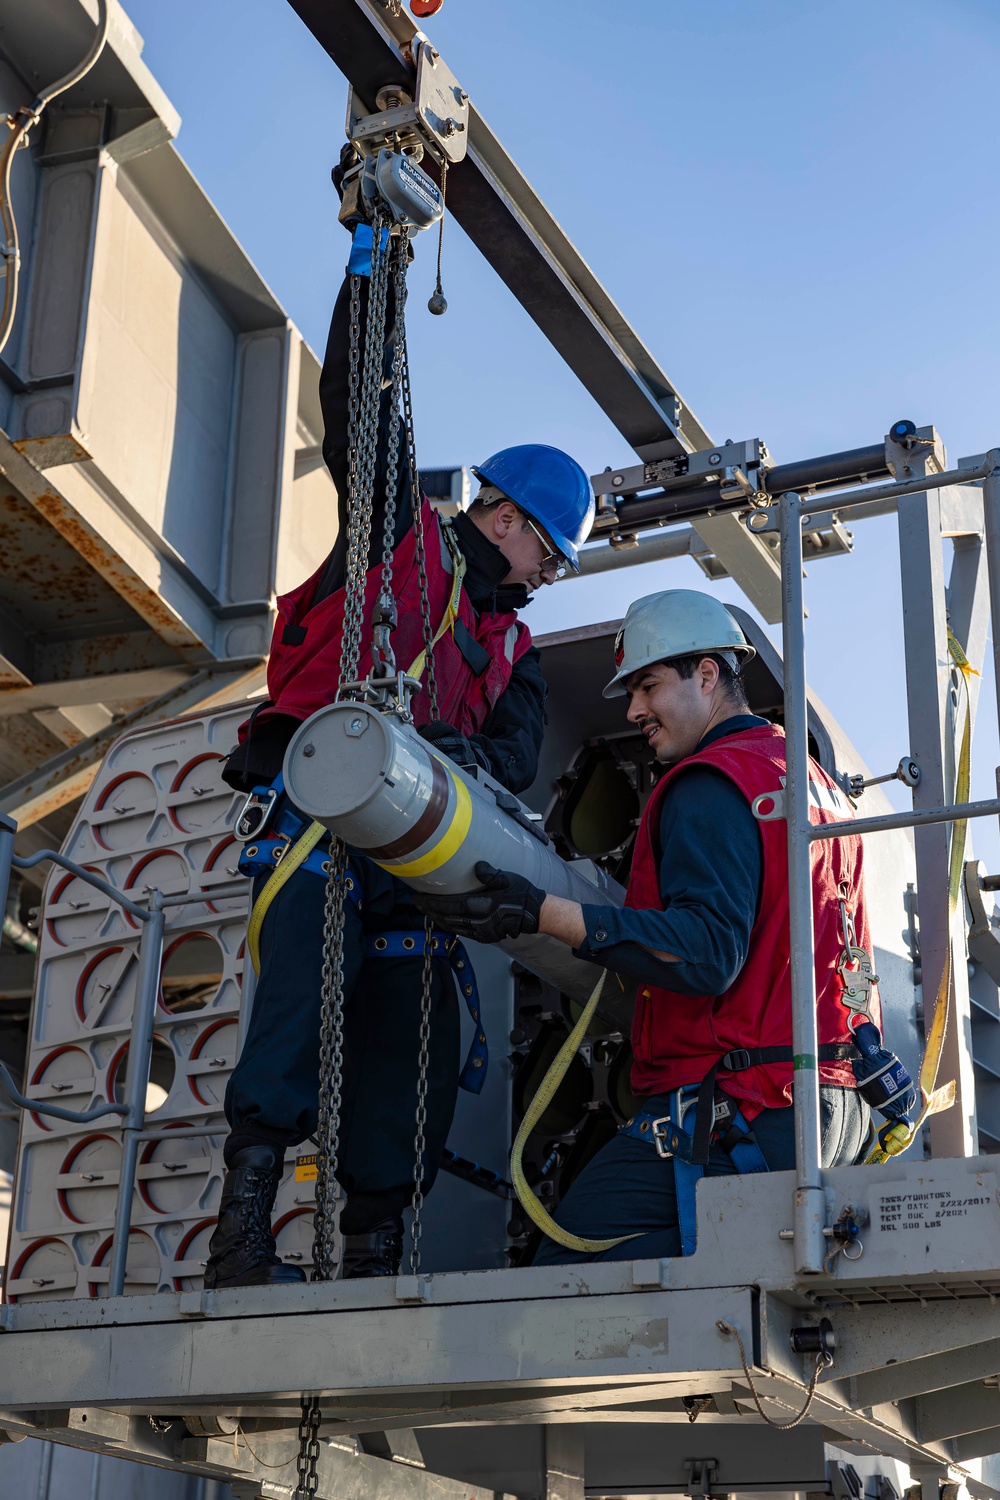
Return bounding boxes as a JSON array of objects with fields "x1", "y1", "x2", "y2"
[
  {"x1": 287, "y1": 0, "x2": 704, "y2": 457},
  {"x1": 916, "y1": 1380, "x2": 1000, "y2": 1442},
  {"x1": 0, "y1": 663, "x2": 265, "y2": 827},
  {"x1": 0, "y1": 665, "x2": 191, "y2": 716},
  {"x1": 895, "y1": 431, "x2": 977, "y2": 1154}
]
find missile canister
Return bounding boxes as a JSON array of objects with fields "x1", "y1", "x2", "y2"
[{"x1": 282, "y1": 702, "x2": 629, "y2": 1019}]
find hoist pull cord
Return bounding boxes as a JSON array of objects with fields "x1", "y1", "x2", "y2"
[
  {"x1": 509, "y1": 971, "x2": 641, "y2": 1254},
  {"x1": 0, "y1": 0, "x2": 109, "y2": 358},
  {"x1": 863, "y1": 625, "x2": 970, "y2": 1163}
]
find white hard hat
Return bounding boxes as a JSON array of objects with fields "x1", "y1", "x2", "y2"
[{"x1": 603, "y1": 590, "x2": 756, "y2": 698}]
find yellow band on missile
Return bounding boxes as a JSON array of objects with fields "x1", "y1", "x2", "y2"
[{"x1": 373, "y1": 769, "x2": 472, "y2": 878}]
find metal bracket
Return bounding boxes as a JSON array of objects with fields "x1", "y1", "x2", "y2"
[
  {"x1": 683, "y1": 1458, "x2": 719, "y2": 1499},
  {"x1": 349, "y1": 40, "x2": 469, "y2": 165},
  {"x1": 848, "y1": 755, "x2": 921, "y2": 799}
]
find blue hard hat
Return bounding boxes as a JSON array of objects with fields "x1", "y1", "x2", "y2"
[{"x1": 471, "y1": 444, "x2": 595, "y2": 572}]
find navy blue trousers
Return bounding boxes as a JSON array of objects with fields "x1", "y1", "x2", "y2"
[
  {"x1": 226, "y1": 860, "x2": 461, "y2": 1234},
  {"x1": 534, "y1": 1085, "x2": 869, "y2": 1264}
]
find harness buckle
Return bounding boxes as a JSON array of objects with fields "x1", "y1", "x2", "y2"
[
  {"x1": 234, "y1": 786, "x2": 278, "y2": 843},
  {"x1": 650, "y1": 1087, "x2": 699, "y2": 1158},
  {"x1": 721, "y1": 1048, "x2": 752, "y2": 1072}
]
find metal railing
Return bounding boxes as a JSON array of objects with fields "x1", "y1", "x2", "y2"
[
  {"x1": 751, "y1": 447, "x2": 1000, "y2": 1273},
  {"x1": 0, "y1": 814, "x2": 247, "y2": 1297}
]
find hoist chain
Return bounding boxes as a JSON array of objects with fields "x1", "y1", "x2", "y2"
[
  {"x1": 314, "y1": 191, "x2": 439, "y2": 1284},
  {"x1": 312, "y1": 842, "x2": 349, "y2": 1280},
  {"x1": 294, "y1": 1396, "x2": 322, "y2": 1498},
  {"x1": 339, "y1": 208, "x2": 392, "y2": 691},
  {"x1": 372, "y1": 228, "x2": 413, "y2": 679},
  {"x1": 409, "y1": 917, "x2": 435, "y2": 1272},
  {"x1": 396, "y1": 268, "x2": 440, "y2": 721}
]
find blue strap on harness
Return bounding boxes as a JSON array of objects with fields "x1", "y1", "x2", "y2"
[
  {"x1": 365, "y1": 932, "x2": 487, "y2": 1095},
  {"x1": 620, "y1": 1092, "x2": 769, "y2": 1255}
]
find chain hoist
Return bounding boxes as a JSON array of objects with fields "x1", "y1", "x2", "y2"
[{"x1": 311, "y1": 149, "x2": 446, "y2": 1290}]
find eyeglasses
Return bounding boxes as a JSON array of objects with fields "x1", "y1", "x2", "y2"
[{"x1": 521, "y1": 512, "x2": 567, "y2": 579}]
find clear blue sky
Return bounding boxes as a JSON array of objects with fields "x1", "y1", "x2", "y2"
[{"x1": 125, "y1": 0, "x2": 1000, "y2": 854}]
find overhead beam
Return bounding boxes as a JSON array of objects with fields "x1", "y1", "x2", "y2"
[
  {"x1": 0, "y1": 664, "x2": 266, "y2": 829},
  {"x1": 284, "y1": 0, "x2": 784, "y2": 619},
  {"x1": 287, "y1": 0, "x2": 702, "y2": 458},
  {"x1": 0, "y1": 433, "x2": 215, "y2": 663}
]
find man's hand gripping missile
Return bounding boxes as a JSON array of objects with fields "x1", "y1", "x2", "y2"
[{"x1": 415, "y1": 861, "x2": 544, "y2": 943}]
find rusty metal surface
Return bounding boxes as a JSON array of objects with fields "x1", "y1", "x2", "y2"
[{"x1": 0, "y1": 435, "x2": 209, "y2": 661}]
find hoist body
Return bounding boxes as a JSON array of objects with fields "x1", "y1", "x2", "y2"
[{"x1": 282, "y1": 699, "x2": 628, "y2": 1018}]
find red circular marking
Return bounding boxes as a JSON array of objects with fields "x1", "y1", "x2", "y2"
[
  {"x1": 172, "y1": 1217, "x2": 217, "y2": 1291},
  {"x1": 8, "y1": 1235, "x2": 75, "y2": 1305},
  {"x1": 57, "y1": 1132, "x2": 119, "y2": 1224},
  {"x1": 187, "y1": 1018, "x2": 238, "y2": 1106},
  {"x1": 87, "y1": 1227, "x2": 154, "y2": 1298},
  {"x1": 411, "y1": 0, "x2": 444, "y2": 13},
  {"x1": 203, "y1": 835, "x2": 242, "y2": 913},
  {"x1": 139, "y1": 1119, "x2": 195, "y2": 1214},
  {"x1": 92, "y1": 773, "x2": 156, "y2": 850},
  {"x1": 123, "y1": 849, "x2": 189, "y2": 928},
  {"x1": 29, "y1": 1044, "x2": 91, "y2": 1132},
  {"x1": 105, "y1": 1032, "x2": 170, "y2": 1108},
  {"x1": 168, "y1": 754, "x2": 224, "y2": 832},
  {"x1": 74, "y1": 946, "x2": 125, "y2": 1024},
  {"x1": 45, "y1": 867, "x2": 106, "y2": 947}
]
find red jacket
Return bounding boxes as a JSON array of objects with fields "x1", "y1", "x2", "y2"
[
  {"x1": 257, "y1": 501, "x2": 533, "y2": 737},
  {"x1": 627, "y1": 723, "x2": 874, "y2": 1113}
]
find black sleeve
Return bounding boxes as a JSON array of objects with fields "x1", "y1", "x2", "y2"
[
  {"x1": 469, "y1": 646, "x2": 547, "y2": 794},
  {"x1": 576, "y1": 767, "x2": 763, "y2": 992},
  {"x1": 313, "y1": 266, "x2": 415, "y2": 605}
]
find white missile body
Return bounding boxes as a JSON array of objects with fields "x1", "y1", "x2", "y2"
[{"x1": 283, "y1": 702, "x2": 628, "y2": 1015}]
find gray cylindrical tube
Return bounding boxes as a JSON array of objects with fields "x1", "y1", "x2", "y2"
[{"x1": 283, "y1": 704, "x2": 627, "y2": 1014}]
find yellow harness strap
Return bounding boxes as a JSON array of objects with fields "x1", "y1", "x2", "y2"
[
  {"x1": 863, "y1": 625, "x2": 971, "y2": 1162},
  {"x1": 246, "y1": 820, "x2": 327, "y2": 975},
  {"x1": 510, "y1": 971, "x2": 641, "y2": 1254},
  {"x1": 407, "y1": 521, "x2": 466, "y2": 682}
]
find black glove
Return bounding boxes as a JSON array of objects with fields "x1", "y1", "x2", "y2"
[
  {"x1": 414, "y1": 861, "x2": 544, "y2": 944},
  {"x1": 419, "y1": 720, "x2": 488, "y2": 774}
]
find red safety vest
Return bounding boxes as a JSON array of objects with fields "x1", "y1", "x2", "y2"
[
  {"x1": 254, "y1": 501, "x2": 533, "y2": 738},
  {"x1": 626, "y1": 722, "x2": 874, "y2": 1114}
]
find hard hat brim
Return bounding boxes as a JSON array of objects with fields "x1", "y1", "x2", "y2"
[{"x1": 602, "y1": 644, "x2": 757, "y2": 699}]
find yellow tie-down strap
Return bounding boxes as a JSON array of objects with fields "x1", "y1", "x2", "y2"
[
  {"x1": 246, "y1": 821, "x2": 327, "y2": 975},
  {"x1": 510, "y1": 971, "x2": 641, "y2": 1254},
  {"x1": 407, "y1": 523, "x2": 466, "y2": 684},
  {"x1": 864, "y1": 626, "x2": 972, "y2": 1163}
]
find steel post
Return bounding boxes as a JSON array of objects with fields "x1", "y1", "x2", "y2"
[
  {"x1": 0, "y1": 815, "x2": 14, "y2": 935},
  {"x1": 778, "y1": 492, "x2": 825, "y2": 1274},
  {"x1": 980, "y1": 452, "x2": 1000, "y2": 818},
  {"x1": 107, "y1": 896, "x2": 165, "y2": 1298},
  {"x1": 897, "y1": 449, "x2": 977, "y2": 1157}
]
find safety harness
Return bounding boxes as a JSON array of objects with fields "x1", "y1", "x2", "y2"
[{"x1": 235, "y1": 777, "x2": 488, "y2": 1094}]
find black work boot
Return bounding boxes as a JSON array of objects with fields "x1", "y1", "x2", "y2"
[
  {"x1": 204, "y1": 1144, "x2": 306, "y2": 1289},
  {"x1": 342, "y1": 1217, "x2": 404, "y2": 1278}
]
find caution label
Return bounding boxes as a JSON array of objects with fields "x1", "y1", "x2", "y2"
[{"x1": 295, "y1": 1154, "x2": 318, "y2": 1182}]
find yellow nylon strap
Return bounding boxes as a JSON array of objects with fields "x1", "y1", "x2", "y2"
[
  {"x1": 510, "y1": 972, "x2": 641, "y2": 1254},
  {"x1": 864, "y1": 627, "x2": 973, "y2": 1163},
  {"x1": 246, "y1": 821, "x2": 327, "y2": 975},
  {"x1": 407, "y1": 521, "x2": 467, "y2": 682}
]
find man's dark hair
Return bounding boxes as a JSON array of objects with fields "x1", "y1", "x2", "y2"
[{"x1": 669, "y1": 652, "x2": 750, "y2": 710}]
